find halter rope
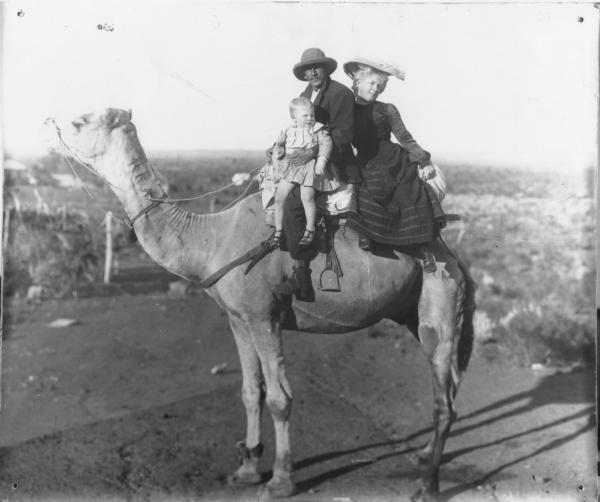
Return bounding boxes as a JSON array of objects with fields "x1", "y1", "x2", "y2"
[{"x1": 50, "y1": 119, "x2": 262, "y2": 229}]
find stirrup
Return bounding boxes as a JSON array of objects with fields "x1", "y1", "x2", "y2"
[
  {"x1": 298, "y1": 229, "x2": 315, "y2": 247},
  {"x1": 271, "y1": 229, "x2": 283, "y2": 248}
]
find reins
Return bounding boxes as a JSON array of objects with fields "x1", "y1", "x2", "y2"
[{"x1": 50, "y1": 119, "x2": 262, "y2": 230}]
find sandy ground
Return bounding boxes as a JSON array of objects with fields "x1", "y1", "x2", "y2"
[{"x1": 0, "y1": 288, "x2": 596, "y2": 502}]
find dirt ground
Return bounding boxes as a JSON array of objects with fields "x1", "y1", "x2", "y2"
[{"x1": 0, "y1": 286, "x2": 596, "y2": 502}]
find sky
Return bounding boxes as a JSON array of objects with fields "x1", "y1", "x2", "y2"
[{"x1": 2, "y1": 0, "x2": 598, "y2": 171}]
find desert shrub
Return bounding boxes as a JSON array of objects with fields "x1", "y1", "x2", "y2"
[
  {"x1": 4, "y1": 208, "x2": 104, "y2": 299},
  {"x1": 502, "y1": 307, "x2": 595, "y2": 366},
  {"x1": 443, "y1": 181, "x2": 594, "y2": 367}
]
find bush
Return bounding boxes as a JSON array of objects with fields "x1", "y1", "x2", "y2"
[
  {"x1": 4, "y1": 208, "x2": 104, "y2": 299},
  {"x1": 503, "y1": 307, "x2": 595, "y2": 366}
]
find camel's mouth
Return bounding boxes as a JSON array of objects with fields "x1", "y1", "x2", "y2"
[{"x1": 43, "y1": 116, "x2": 94, "y2": 163}]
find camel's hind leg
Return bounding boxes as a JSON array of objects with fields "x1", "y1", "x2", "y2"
[
  {"x1": 412, "y1": 265, "x2": 463, "y2": 502},
  {"x1": 248, "y1": 318, "x2": 296, "y2": 498},
  {"x1": 228, "y1": 314, "x2": 265, "y2": 486}
]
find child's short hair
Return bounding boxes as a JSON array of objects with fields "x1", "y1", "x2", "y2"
[{"x1": 289, "y1": 97, "x2": 313, "y2": 118}]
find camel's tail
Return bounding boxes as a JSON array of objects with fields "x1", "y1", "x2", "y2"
[{"x1": 456, "y1": 259, "x2": 477, "y2": 373}]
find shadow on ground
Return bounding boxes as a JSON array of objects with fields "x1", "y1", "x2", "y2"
[{"x1": 0, "y1": 364, "x2": 594, "y2": 500}]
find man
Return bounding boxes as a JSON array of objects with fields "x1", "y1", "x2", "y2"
[{"x1": 273, "y1": 48, "x2": 358, "y2": 301}]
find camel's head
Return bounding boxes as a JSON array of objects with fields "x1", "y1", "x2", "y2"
[
  {"x1": 53, "y1": 108, "x2": 167, "y2": 199},
  {"x1": 60, "y1": 108, "x2": 135, "y2": 162}
]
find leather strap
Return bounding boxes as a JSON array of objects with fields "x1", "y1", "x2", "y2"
[
  {"x1": 324, "y1": 218, "x2": 343, "y2": 278},
  {"x1": 128, "y1": 198, "x2": 166, "y2": 227},
  {"x1": 198, "y1": 238, "x2": 275, "y2": 289}
]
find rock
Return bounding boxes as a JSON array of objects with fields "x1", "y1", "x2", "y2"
[
  {"x1": 210, "y1": 363, "x2": 227, "y2": 375},
  {"x1": 26, "y1": 285, "x2": 44, "y2": 302},
  {"x1": 47, "y1": 318, "x2": 79, "y2": 328}
]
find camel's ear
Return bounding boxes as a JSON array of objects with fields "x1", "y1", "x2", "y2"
[{"x1": 128, "y1": 109, "x2": 132, "y2": 121}]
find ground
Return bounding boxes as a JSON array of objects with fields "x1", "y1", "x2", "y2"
[{"x1": 0, "y1": 287, "x2": 596, "y2": 502}]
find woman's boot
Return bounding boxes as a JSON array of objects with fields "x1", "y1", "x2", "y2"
[{"x1": 358, "y1": 234, "x2": 372, "y2": 251}]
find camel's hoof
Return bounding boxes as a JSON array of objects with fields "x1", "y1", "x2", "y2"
[
  {"x1": 227, "y1": 469, "x2": 262, "y2": 487},
  {"x1": 257, "y1": 478, "x2": 297, "y2": 499}
]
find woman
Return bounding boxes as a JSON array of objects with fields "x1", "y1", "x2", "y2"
[{"x1": 343, "y1": 57, "x2": 445, "y2": 273}]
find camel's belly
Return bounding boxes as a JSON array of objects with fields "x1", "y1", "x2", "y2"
[{"x1": 289, "y1": 256, "x2": 421, "y2": 333}]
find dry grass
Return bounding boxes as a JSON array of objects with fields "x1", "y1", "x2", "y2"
[{"x1": 4, "y1": 153, "x2": 595, "y2": 366}]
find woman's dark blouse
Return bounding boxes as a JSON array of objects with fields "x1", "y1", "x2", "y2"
[
  {"x1": 353, "y1": 100, "x2": 432, "y2": 168},
  {"x1": 347, "y1": 98, "x2": 443, "y2": 246}
]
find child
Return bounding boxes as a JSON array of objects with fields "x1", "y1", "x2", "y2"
[{"x1": 271, "y1": 97, "x2": 338, "y2": 247}]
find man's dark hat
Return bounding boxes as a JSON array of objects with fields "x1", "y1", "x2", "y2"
[{"x1": 293, "y1": 48, "x2": 337, "y2": 81}]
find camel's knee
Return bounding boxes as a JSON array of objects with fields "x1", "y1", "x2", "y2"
[
  {"x1": 433, "y1": 403, "x2": 456, "y2": 430},
  {"x1": 266, "y1": 389, "x2": 291, "y2": 421},
  {"x1": 419, "y1": 324, "x2": 439, "y2": 356},
  {"x1": 241, "y1": 381, "x2": 264, "y2": 411},
  {"x1": 266, "y1": 379, "x2": 292, "y2": 422}
]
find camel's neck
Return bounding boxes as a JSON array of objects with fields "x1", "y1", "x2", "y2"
[
  {"x1": 101, "y1": 141, "x2": 232, "y2": 282},
  {"x1": 132, "y1": 202, "x2": 224, "y2": 282}
]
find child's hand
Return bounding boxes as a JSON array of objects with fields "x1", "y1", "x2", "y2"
[{"x1": 314, "y1": 158, "x2": 327, "y2": 176}]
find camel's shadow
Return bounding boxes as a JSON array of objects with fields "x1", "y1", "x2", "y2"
[
  {"x1": 0, "y1": 366, "x2": 593, "y2": 500},
  {"x1": 290, "y1": 366, "x2": 596, "y2": 497}
]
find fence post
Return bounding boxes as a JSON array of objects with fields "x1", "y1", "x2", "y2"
[
  {"x1": 104, "y1": 211, "x2": 113, "y2": 284},
  {"x1": 2, "y1": 208, "x2": 10, "y2": 257}
]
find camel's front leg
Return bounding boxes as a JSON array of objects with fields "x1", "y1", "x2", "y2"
[
  {"x1": 249, "y1": 318, "x2": 296, "y2": 498},
  {"x1": 412, "y1": 267, "x2": 460, "y2": 502},
  {"x1": 228, "y1": 314, "x2": 265, "y2": 486}
]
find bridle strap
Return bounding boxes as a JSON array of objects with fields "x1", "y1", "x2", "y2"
[{"x1": 127, "y1": 197, "x2": 166, "y2": 227}]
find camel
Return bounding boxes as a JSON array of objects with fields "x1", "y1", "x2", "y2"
[{"x1": 55, "y1": 108, "x2": 475, "y2": 502}]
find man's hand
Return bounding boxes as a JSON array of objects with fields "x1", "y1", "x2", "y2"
[{"x1": 314, "y1": 157, "x2": 327, "y2": 176}]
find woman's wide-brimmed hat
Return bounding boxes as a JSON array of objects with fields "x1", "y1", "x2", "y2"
[
  {"x1": 293, "y1": 48, "x2": 338, "y2": 81},
  {"x1": 343, "y1": 57, "x2": 405, "y2": 80}
]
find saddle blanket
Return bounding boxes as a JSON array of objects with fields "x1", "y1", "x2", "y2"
[{"x1": 257, "y1": 162, "x2": 357, "y2": 217}]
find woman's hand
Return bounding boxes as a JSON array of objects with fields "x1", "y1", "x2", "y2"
[{"x1": 420, "y1": 164, "x2": 436, "y2": 180}]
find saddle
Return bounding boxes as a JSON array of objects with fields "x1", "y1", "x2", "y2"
[{"x1": 198, "y1": 216, "x2": 344, "y2": 292}]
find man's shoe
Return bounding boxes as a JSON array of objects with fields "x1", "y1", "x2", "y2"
[
  {"x1": 272, "y1": 265, "x2": 314, "y2": 302},
  {"x1": 272, "y1": 276, "x2": 299, "y2": 297},
  {"x1": 293, "y1": 265, "x2": 314, "y2": 301}
]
